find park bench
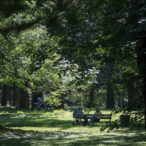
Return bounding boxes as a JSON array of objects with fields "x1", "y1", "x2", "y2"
[
  {"x1": 100, "y1": 114, "x2": 112, "y2": 121},
  {"x1": 72, "y1": 108, "x2": 112, "y2": 125}
]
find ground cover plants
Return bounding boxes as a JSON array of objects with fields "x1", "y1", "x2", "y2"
[{"x1": 0, "y1": 107, "x2": 146, "y2": 146}]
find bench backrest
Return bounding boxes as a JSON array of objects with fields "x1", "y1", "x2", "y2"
[
  {"x1": 101, "y1": 114, "x2": 112, "y2": 119},
  {"x1": 73, "y1": 107, "x2": 83, "y2": 118}
]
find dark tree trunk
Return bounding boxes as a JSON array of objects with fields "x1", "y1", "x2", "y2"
[
  {"x1": 127, "y1": 81, "x2": 136, "y2": 110},
  {"x1": 1, "y1": 85, "x2": 8, "y2": 106},
  {"x1": 12, "y1": 84, "x2": 16, "y2": 106},
  {"x1": 106, "y1": 83, "x2": 115, "y2": 109},
  {"x1": 7, "y1": 87, "x2": 13, "y2": 106},
  {"x1": 118, "y1": 93, "x2": 124, "y2": 108},
  {"x1": 105, "y1": 59, "x2": 115, "y2": 109},
  {"x1": 136, "y1": 31, "x2": 146, "y2": 129},
  {"x1": 88, "y1": 84, "x2": 95, "y2": 108},
  {"x1": 144, "y1": 78, "x2": 146, "y2": 130},
  {"x1": 15, "y1": 87, "x2": 29, "y2": 109}
]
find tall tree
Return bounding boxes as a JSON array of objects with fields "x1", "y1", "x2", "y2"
[
  {"x1": 1, "y1": 85, "x2": 8, "y2": 106},
  {"x1": 92, "y1": 0, "x2": 146, "y2": 127}
]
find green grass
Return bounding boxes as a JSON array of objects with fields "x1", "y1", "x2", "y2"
[{"x1": 0, "y1": 107, "x2": 146, "y2": 146}]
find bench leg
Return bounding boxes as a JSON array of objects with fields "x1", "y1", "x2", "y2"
[
  {"x1": 83, "y1": 118, "x2": 89, "y2": 125},
  {"x1": 75, "y1": 119, "x2": 82, "y2": 125}
]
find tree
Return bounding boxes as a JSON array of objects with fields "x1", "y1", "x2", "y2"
[
  {"x1": 0, "y1": 0, "x2": 145, "y2": 128},
  {"x1": 86, "y1": 0, "x2": 146, "y2": 127},
  {"x1": 1, "y1": 85, "x2": 8, "y2": 106},
  {"x1": 0, "y1": 0, "x2": 64, "y2": 108}
]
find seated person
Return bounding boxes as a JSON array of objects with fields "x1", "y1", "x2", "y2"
[
  {"x1": 73, "y1": 107, "x2": 89, "y2": 125},
  {"x1": 90, "y1": 107, "x2": 102, "y2": 126},
  {"x1": 73, "y1": 107, "x2": 83, "y2": 118}
]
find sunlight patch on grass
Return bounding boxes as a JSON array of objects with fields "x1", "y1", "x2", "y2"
[{"x1": 0, "y1": 107, "x2": 146, "y2": 146}]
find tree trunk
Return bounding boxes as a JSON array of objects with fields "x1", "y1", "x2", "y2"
[
  {"x1": 1, "y1": 85, "x2": 7, "y2": 106},
  {"x1": 136, "y1": 31, "x2": 146, "y2": 129},
  {"x1": 15, "y1": 87, "x2": 29, "y2": 109},
  {"x1": 88, "y1": 84, "x2": 95, "y2": 108},
  {"x1": 7, "y1": 87, "x2": 13, "y2": 106},
  {"x1": 106, "y1": 83, "x2": 115, "y2": 109},
  {"x1": 12, "y1": 84, "x2": 16, "y2": 106},
  {"x1": 118, "y1": 93, "x2": 124, "y2": 108},
  {"x1": 29, "y1": 90, "x2": 33, "y2": 109},
  {"x1": 105, "y1": 59, "x2": 115, "y2": 109},
  {"x1": 127, "y1": 81, "x2": 136, "y2": 110},
  {"x1": 144, "y1": 79, "x2": 146, "y2": 130}
]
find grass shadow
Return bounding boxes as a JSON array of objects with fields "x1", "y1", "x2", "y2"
[
  {"x1": 0, "y1": 106, "x2": 146, "y2": 145},
  {"x1": 0, "y1": 129, "x2": 145, "y2": 146}
]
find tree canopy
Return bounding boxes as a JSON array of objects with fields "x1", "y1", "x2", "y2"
[{"x1": 0, "y1": 0, "x2": 145, "y2": 128}]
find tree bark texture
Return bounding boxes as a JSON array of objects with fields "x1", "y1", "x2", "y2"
[
  {"x1": 15, "y1": 87, "x2": 29, "y2": 109},
  {"x1": 105, "y1": 60, "x2": 115, "y2": 109},
  {"x1": 136, "y1": 31, "x2": 146, "y2": 129},
  {"x1": 1, "y1": 85, "x2": 8, "y2": 106},
  {"x1": 127, "y1": 81, "x2": 136, "y2": 110},
  {"x1": 12, "y1": 84, "x2": 16, "y2": 106},
  {"x1": 118, "y1": 94, "x2": 124, "y2": 108},
  {"x1": 88, "y1": 84, "x2": 95, "y2": 108},
  {"x1": 106, "y1": 83, "x2": 115, "y2": 109}
]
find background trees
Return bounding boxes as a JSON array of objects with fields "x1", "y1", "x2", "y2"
[{"x1": 0, "y1": 0, "x2": 145, "y2": 126}]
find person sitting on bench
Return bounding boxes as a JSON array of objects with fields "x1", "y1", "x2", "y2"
[{"x1": 90, "y1": 107, "x2": 102, "y2": 126}]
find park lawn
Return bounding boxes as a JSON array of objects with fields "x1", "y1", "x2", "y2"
[{"x1": 0, "y1": 107, "x2": 146, "y2": 146}]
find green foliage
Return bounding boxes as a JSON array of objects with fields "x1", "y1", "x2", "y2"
[
  {"x1": 101, "y1": 109, "x2": 145, "y2": 131},
  {"x1": 130, "y1": 112, "x2": 145, "y2": 129},
  {"x1": 0, "y1": 0, "x2": 145, "y2": 111}
]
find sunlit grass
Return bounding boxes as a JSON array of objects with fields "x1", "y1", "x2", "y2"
[{"x1": 0, "y1": 106, "x2": 146, "y2": 146}]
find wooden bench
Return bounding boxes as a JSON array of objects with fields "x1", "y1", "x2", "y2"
[
  {"x1": 73, "y1": 113, "x2": 112, "y2": 125},
  {"x1": 101, "y1": 114, "x2": 112, "y2": 122}
]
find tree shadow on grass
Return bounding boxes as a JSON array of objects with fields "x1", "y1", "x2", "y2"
[
  {"x1": 0, "y1": 117, "x2": 111, "y2": 131},
  {"x1": 0, "y1": 116, "x2": 73, "y2": 129},
  {"x1": 62, "y1": 132, "x2": 146, "y2": 146},
  {"x1": 0, "y1": 129, "x2": 146, "y2": 146},
  {"x1": 0, "y1": 106, "x2": 54, "y2": 113},
  {"x1": 0, "y1": 112, "x2": 113, "y2": 131}
]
